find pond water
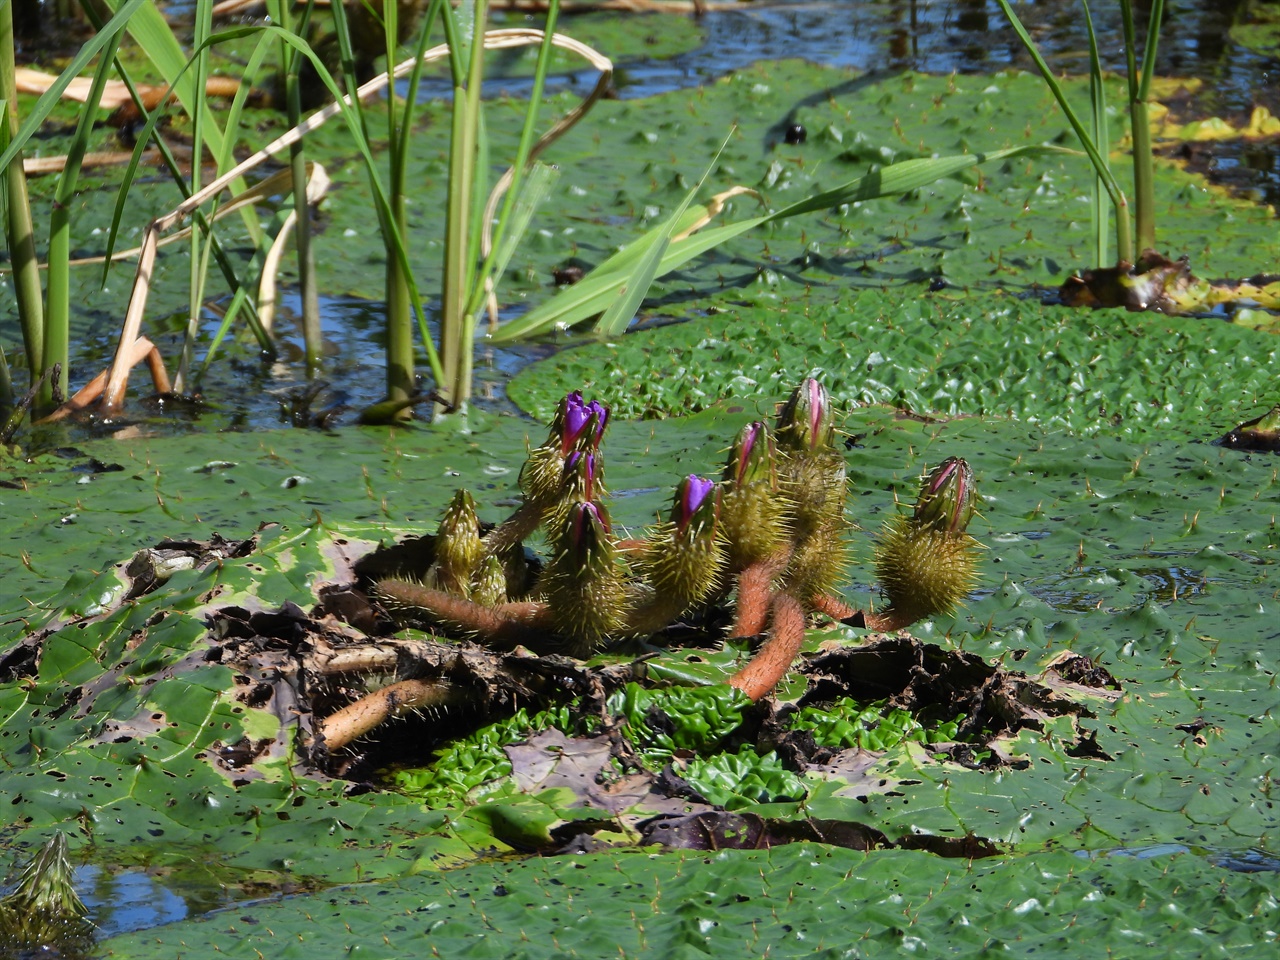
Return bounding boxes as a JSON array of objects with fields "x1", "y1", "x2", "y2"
[{"x1": 22, "y1": 0, "x2": 1277, "y2": 442}]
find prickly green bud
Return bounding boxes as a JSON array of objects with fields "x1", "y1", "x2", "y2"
[
  {"x1": 719, "y1": 423, "x2": 787, "y2": 572},
  {"x1": 874, "y1": 457, "x2": 981, "y2": 625},
  {"x1": 567, "y1": 500, "x2": 611, "y2": 567},
  {"x1": 434, "y1": 489, "x2": 483, "y2": 596},
  {"x1": 470, "y1": 554, "x2": 508, "y2": 607},
  {"x1": 913, "y1": 458, "x2": 976, "y2": 536},
  {"x1": 776, "y1": 378, "x2": 835, "y2": 452},
  {"x1": 0, "y1": 832, "x2": 90, "y2": 952},
  {"x1": 724, "y1": 421, "x2": 777, "y2": 489},
  {"x1": 542, "y1": 500, "x2": 627, "y2": 656}
]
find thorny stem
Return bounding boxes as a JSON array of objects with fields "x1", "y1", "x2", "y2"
[
  {"x1": 319, "y1": 678, "x2": 464, "y2": 751},
  {"x1": 376, "y1": 578, "x2": 553, "y2": 649},
  {"x1": 728, "y1": 592, "x2": 806, "y2": 701}
]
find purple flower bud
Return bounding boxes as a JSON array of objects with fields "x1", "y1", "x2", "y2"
[
  {"x1": 673, "y1": 474, "x2": 718, "y2": 533},
  {"x1": 586, "y1": 400, "x2": 609, "y2": 441},
  {"x1": 568, "y1": 500, "x2": 611, "y2": 560},
  {"x1": 546, "y1": 391, "x2": 583, "y2": 449},
  {"x1": 913, "y1": 457, "x2": 976, "y2": 535},
  {"x1": 562, "y1": 393, "x2": 592, "y2": 452},
  {"x1": 725, "y1": 421, "x2": 777, "y2": 488},
  {"x1": 555, "y1": 393, "x2": 610, "y2": 454}
]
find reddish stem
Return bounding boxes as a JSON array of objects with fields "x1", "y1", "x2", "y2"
[
  {"x1": 375, "y1": 578, "x2": 552, "y2": 648},
  {"x1": 731, "y1": 552, "x2": 789, "y2": 637},
  {"x1": 729, "y1": 592, "x2": 806, "y2": 701}
]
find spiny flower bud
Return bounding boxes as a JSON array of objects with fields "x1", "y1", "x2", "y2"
[
  {"x1": 724, "y1": 421, "x2": 777, "y2": 490},
  {"x1": 913, "y1": 458, "x2": 976, "y2": 536},
  {"x1": 873, "y1": 456, "x2": 981, "y2": 625},
  {"x1": 673, "y1": 474, "x2": 718, "y2": 536},
  {"x1": 776, "y1": 377, "x2": 834, "y2": 452},
  {"x1": 434, "y1": 488, "x2": 483, "y2": 596},
  {"x1": 562, "y1": 450, "x2": 601, "y2": 504},
  {"x1": 548, "y1": 391, "x2": 609, "y2": 455},
  {"x1": 470, "y1": 554, "x2": 508, "y2": 608},
  {"x1": 567, "y1": 500, "x2": 612, "y2": 567}
]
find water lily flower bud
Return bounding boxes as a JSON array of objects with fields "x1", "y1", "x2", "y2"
[
  {"x1": 776, "y1": 378, "x2": 834, "y2": 452},
  {"x1": 674, "y1": 474, "x2": 718, "y2": 534},
  {"x1": 913, "y1": 457, "x2": 976, "y2": 537},
  {"x1": 873, "y1": 456, "x2": 981, "y2": 626},
  {"x1": 434, "y1": 488, "x2": 483, "y2": 596},
  {"x1": 470, "y1": 554, "x2": 508, "y2": 608},
  {"x1": 551, "y1": 391, "x2": 610, "y2": 455},
  {"x1": 562, "y1": 450, "x2": 600, "y2": 504},
  {"x1": 567, "y1": 500, "x2": 611, "y2": 564},
  {"x1": 725, "y1": 421, "x2": 778, "y2": 490}
]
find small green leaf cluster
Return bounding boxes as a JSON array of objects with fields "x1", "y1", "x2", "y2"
[
  {"x1": 681, "y1": 746, "x2": 808, "y2": 810},
  {"x1": 390, "y1": 704, "x2": 580, "y2": 806},
  {"x1": 608, "y1": 682, "x2": 751, "y2": 765},
  {"x1": 791, "y1": 698, "x2": 963, "y2": 752}
]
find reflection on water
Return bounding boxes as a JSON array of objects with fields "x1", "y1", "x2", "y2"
[
  {"x1": 1081, "y1": 843, "x2": 1280, "y2": 873},
  {"x1": 468, "y1": 0, "x2": 1275, "y2": 119},
  {"x1": 76, "y1": 865, "x2": 188, "y2": 938}
]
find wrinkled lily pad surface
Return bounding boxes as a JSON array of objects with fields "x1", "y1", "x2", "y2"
[
  {"x1": 4, "y1": 5, "x2": 1280, "y2": 955},
  {"x1": 3, "y1": 396, "x2": 1277, "y2": 956}
]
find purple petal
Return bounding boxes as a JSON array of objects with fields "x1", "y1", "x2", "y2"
[
  {"x1": 587, "y1": 400, "x2": 609, "y2": 440},
  {"x1": 807, "y1": 379, "x2": 825, "y2": 445},
  {"x1": 562, "y1": 393, "x2": 591, "y2": 448},
  {"x1": 675, "y1": 474, "x2": 716, "y2": 530}
]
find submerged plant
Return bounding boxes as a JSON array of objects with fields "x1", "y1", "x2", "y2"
[{"x1": 0, "y1": 833, "x2": 92, "y2": 956}]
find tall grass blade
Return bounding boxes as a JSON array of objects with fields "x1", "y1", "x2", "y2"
[
  {"x1": 176, "y1": 0, "x2": 212, "y2": 395},
  {"x1": 271, "y1": 0, "x2": 322, "y2": 375},
  {"x1": 993, "y1": 0, "x2": 1131, "y2": 263},
  {"x1": 487, "y1": 161, "x2": 558, "y2": 299},
  {"x1": 99, "y1": 0, "x2": 263, "y2": 245},
  {"x1": 0, "y1": 8, "x2": 46, "y2": 390},
  {"x1": 1120, "y1": 0, "x2": 1164, "y2": 253},
  {"x1": 466, "y1": 0, "x2": 561, "y2": 320},
  {"x1": 491, "y1": 146, "x2": 1063, "y2": 342},
  {"x1": 1082, "y1": 0, "x2": 1109, "y2": 267},
  {"x1": 439, "y1": 0, "x2": 489, "y2": 416},
  {"x1": 77, "y1": 9, "x2": 269, "y2": 358},
  {"x1": 595, "y1": 130, "x2": 734, "y2": 336},
  {"x1": 0, "y1": 0, "x2": 146, "y2": 171},
  {"x1": 43, "y1": 27, "x2": 122, "y2": 407}
]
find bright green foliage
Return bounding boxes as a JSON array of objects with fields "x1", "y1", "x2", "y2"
[
  {"x1": 4, "y1": 40, "x2": 1280, "y2": 955},
  {"x1": 792, "y1": 699, "x2": 963, "y2": 752},
  {"x1": 8, "y1": 61, "x2": 1279, "y2": 402},
  {"x1": 682, "y1": 745, "x2": 808, "y2": 810},
  {"x1": 608, "y1": 682, "x2": 750, "y2": 765},
  {"x1": 509, "y1": 288, "x2": 1277, "y2": 439},
  {"x1": 390, "y1": 705, "x2": 580, "y2": 806}
]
